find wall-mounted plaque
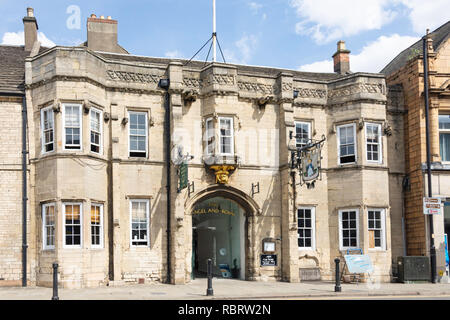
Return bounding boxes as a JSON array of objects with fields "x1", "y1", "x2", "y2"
[{"x1": 260, "y1": 254, "x2": 277, "y2": 267}]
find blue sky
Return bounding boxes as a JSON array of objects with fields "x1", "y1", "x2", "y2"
[{"x1": 1, "y1": 0, "x2": 449, "y2": 73}]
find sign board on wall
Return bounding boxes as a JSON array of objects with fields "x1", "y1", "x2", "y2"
[
  {"x1": 260, "y1": 254, "x2": 277, "y2": 267},
  {"x1": 423, "y1": 197, "x2": 442, "y2": 215}
]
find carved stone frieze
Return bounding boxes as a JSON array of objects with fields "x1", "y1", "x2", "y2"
[
  {"x1": 204, "y1": 74, "x2": 236, "y2": 86},
  {"x1": 294, "y1": 87, "x2": 327, "y2": 99},
  {"x1": 237, "y1": 81, "x2": 274, "y2": 94},
  {"x1": 328, "y1": 83, "x2": 385, "y2": 99},
  {"x1": 106, "y1": 70, "x2": 160, "y2": 84},
  {"x1": 183, "y1": 77, "x2": 203, "y2": 89}
]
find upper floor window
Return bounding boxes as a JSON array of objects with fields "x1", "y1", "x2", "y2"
[
  {"x1": 439, "y1": 115, "x2": 450, "y2": 162},
  {"x1": 366, "y1": 123, "x2": 382, "y2": 163},
  {"x1": 42, "y1": 203, "x2": 55, "y2": 250},
  {"x1": 90, "y1": 108, "x2": 102, "y2": 154},
  {"x1": 129, "y1": 111, "x2": 148, "y2": 158},
  {"x1": 205, "y1": 118, "x2": 215, "y2": 155},
  {"x1": 339, "y1": 209, "x2": 359, "y2": 250},
  {"x1": 130, "y1": 199, "x2": 150, "y2": 247},
  {"x1": 219, "y1": 117, "x2": 234, "y2": 155},
  {"x1": 63, "y1": 104, "x2": 82, "y2": 150},
  {"x1": 41, "y1": 107, "x2": 54, "y2": 153},
  {"x1": 295, "y1": 121, "x2": 311, "y2": 149},
  {"x1": 337, "y1": 123, "x2": 356, "y2": 164}
]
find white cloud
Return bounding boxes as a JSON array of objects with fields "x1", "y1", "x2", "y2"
[
  {"x1": 298, "y1": 34, "x2": 419, "y2": 73},
  {"x1": 290, "y1": 0, "x2": 397, "y2": 44},
  {"x1": 224, "y1": 34, "x2": 259, "y2": 64},
  {"x1": 165, "y1": 50, "x2": 183, "y2": 59},
  {"x1": 1, "y1": 31, "x2": 56, "y2": 47},
  {"x1": 248, "y1": 2, "x2": 263, "y2": 14},
  {"x1": 397, "y1": 0, "x2": 450, "y2": 34}
]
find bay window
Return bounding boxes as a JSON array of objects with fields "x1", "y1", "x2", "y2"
[
  {"x1": 366, "y1": 123, "x2": 382, "y2": 163},
  {"x1": 337, "y1": 123, "x2": 357, "y2": 164},
  {"x1": 63, "y1": 203, "x2": 82, "y2": 248},
  {"x1": 63, "y1": 104, "x2": 82, "y2": 150},
  {"x1": 90, "y1": 108, "x2": 102, "y2": 154},
  {"x1": 41, "y1": 107, "x2": 54, "y2": 153}
]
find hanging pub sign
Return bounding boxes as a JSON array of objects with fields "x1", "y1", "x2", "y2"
[
  {"x1": 178, "y1": 162, "x2": 188, "y2": 192},
  {"x1": 300, "y1": 145, "x2": 321, "y2": 183}
]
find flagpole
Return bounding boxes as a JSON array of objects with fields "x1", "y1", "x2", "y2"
[{"x1": 213, "y1": 0, "x2": 217, "y2": 62}]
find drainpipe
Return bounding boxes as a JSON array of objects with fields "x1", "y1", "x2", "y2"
[
  {"x1": 159, "y1": 79, "x2": 171, "y2": 284},
  {"x1": 423, "y1": 31, "x2": 437, "y2": 283},
  {"x1": 21, "y1": 95, "x2": 28, "y2": 287}
]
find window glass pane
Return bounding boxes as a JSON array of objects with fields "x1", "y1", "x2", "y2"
[
  {"x1": 439, "y1": 115, "x2": 450, "y2": 130},
  {"x1": 440, "y1": 133, "x2": 450, "y2": 162}
]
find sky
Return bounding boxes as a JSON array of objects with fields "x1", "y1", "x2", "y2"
[{"x1": 0, "y1": 0, "x2": 449, "y2": 73}]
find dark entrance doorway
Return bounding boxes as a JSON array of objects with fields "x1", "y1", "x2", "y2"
[{"x1": 192, "y1": 196, "x2": 245, "y2": 279}]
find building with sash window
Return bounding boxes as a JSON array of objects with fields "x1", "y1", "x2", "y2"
[{"x1": 0, "y1": 8, "x2": 407, "y2": 288}]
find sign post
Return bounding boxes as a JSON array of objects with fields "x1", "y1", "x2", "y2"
[{"x1": 423, "y1": 197, "x2": 442, "y2": 215}]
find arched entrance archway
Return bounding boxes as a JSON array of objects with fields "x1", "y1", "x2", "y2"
[{"x1": 185, "y1": 185, "x2": 260, "y2": 281}]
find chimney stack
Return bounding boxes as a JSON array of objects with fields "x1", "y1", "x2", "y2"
[
  {"x1": 87, "y1": 14, "x2": 123, "y2": 53},
  {"x1": 332, "y1": 40, "x2": 351, "y2": 74},
  {"x1": 23, "y1": 7, "x2": 38, "y2": 52}
]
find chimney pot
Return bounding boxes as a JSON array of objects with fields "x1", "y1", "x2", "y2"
[
  {"x1": 90, "y1": 14, "x2": 97, "y2": 18},
  {"x1": 100, "y1": 15, "x2": 105, "y2": 19},
  {"x1": 107, "y1": 16, "x2": 112, "y2": 20},
  {"x1": 332, "y1": 40, "x2": 351, "y2": 74},
  {"x1": 23, "y1": 7, "x2": 38, "y2": 52}
]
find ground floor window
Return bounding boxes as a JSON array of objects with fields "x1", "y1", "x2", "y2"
[
  {"x1": 368, "y1": 209, "x2": 386, "y2": 250},
  {"x1": 130, "y1": 199, "x2": 149, "y2": 247},
  {"x1": 63, "y1": 203, "x2": 82, "y2": 248},
  {"x1": 297, "y1": 207, "x2": 315, "y2": 250},
  {"x1": 339, "y1": 209, "x2": 359, "y2": 250},
  {"x1": 91, "y1": 204, "x2": 103, "y2": 248},
  {"x1": 42, "y1": 203, "x2": 55, "y2": 250}
]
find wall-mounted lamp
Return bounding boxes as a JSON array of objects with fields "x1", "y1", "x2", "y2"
[
  {"x1": 158, "y1": 78, "x2": 170, "y2": 90},
  {"x1": 293, "y1": 90, "x2": 299, "y2": 99}
]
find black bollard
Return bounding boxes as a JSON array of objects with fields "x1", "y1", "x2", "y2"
[
  {"x1": 52, "y1": 262, "x2": 59, "y2": 300},
  {"x1": 334, "y1": 258, "x2": 341, "y2": 292},
  {"x1": 206, "y1": 259, "x2": 214, "y2": 296}
]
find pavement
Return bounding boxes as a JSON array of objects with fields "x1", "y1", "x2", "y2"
[{"x1": 1, "y1": 278, "x2": 450, "y2": 300}]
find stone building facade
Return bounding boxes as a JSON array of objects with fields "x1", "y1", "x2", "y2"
[
  {"x1": 382, "y1": 21, "x2": 450, "y2": 279},
  {"x1": 0, "y1": 8, "x2": 406, "y2": 288}
]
